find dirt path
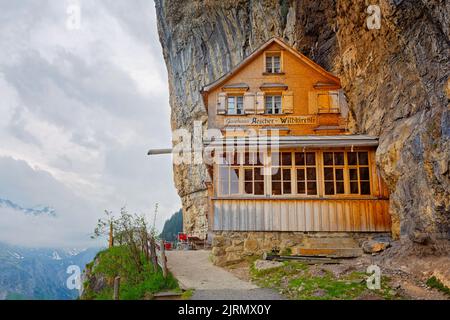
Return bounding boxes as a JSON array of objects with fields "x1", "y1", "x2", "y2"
[{"x1": 166, "y1": 250, "x2": 285, "y2": 300}]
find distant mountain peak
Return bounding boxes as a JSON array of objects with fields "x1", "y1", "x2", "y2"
[{"x1": 0, "y1": 198, "x2": 56, "y2": 217}]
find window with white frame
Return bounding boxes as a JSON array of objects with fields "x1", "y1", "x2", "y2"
[
  {"x1": 265, "y1": 54, "x2": 281, "y2": 73},
  {"x1": 265, "y1": 95, "x2": 282, "y2": 114},
  {"x1": 227, "y1": 95, "x2": 244, "y2": 115}
]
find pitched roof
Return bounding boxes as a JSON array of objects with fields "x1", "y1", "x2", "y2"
[{"x1": 201, "y1": 37, "x2": 340, "y2": 94}]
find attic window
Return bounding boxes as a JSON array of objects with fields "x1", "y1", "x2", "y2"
[{"x1": 265, "y1": 53, "x2": 281, "y2": 73}]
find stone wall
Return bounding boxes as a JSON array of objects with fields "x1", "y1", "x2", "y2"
[
  {"x1": 155, "y1": 0, "x2": 449, "y2": 249},
  {"x1": 211, "y1": 231, "x2": 390, "y2": 266}
]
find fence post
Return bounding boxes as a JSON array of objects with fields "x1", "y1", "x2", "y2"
[
  {"x1": 149, "y1": 237, "x2": 158, "y2": 272},
  {"x1": 113, "y1": 276, "x2": 120, "y2": 300},
  {"x1": 159, "y1": 240, "x2": 168, "y2": 279},
  {"x1": 108, "y1": 222, "x2": 114, "y2": 248}
]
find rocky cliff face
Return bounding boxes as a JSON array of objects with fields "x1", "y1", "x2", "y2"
[{"x1": 155, "y1": 0, "x2": 449, "y2": 249}]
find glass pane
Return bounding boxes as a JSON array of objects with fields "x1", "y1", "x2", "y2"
[
  {"x1": 324, "y1": 167, "x2": 334, "y2": 180},
  {"x1": 307, "y1": 168, "x2": 316, "y2": 180},
  {"x1": 360, "y1": 181, "x2": 371, "y2": 195},
  {"x1": 281, "y1": 152, "x2": 292, "y2": 165},
  {"x1": 254, "y1": 181, "x2": 264, "y2": 195},
  {"x1": 219, "y1": 166, "x2": 228, "y2": 179},
  {"x1": 348, "y1": 152, "x2": 357, "y2": 165},
  {"x1": 237, "y1": 96, "x2": 243, "y2": 114},
  {"x1": 349, "y1": 168, "x2": 358, "y2": 181},
  {"x1": 272, "y1": 182, "x2": 281, "y2": 195},
  {"x1": 297, "y1": 169, "x2": 305, "y2": 181},
  {"x1": 266, "y1": 57, "x2": 272, "y2": 72},
  {"x1": 323, "y1": 152, "x2": 333, "y2": 165},
  {"x1": 274, "y1": 96, "x2": 282, "y2": 114},
  {"x1": 325, "y1": 182, "x2": 334, "y2": 195},
  {"x1": 306, "y1": 152, "x2": 316, "y2": 165},
  {"x1": 283, "y1": 169, "x2": 291, "y2": 181},
  {"x1": 254, "y1": 167, "x2": 264, "y2": 181},
  {"x1": 350, "y1": 181, "x2": 359, "y2": 194},
  {"x1": 336, "y1": 182, "x2": 345, "y2": 194},
  {"x1": 297, "y1": 181, "x2": 306, "y2": 194},
  {"x1": 271, "y1": 167, "x2": 281, "y2": 180},
  {"x1": 230, "y1": 180, "x2": 239, "y2": 194},
  {"x1": 358, "y1": 152, "x2": 369, "y2": 165},
  {"x1": 283, "y1": 182, "x2": 291, "y2": 194},
  {"x1": 335, "y1": 168, "x2": 344, "y2": 181},
  {"x1": 244, "y1": 182, "x2": 253, "y2": 194},
  {"x1": 244, "y1": 169, "x2": 253, "y2": 181},
  {"x1": 273, "y1": 56, "x2": 280, "y2": 72},
  {"x1": 334, "y1": 152, "x2": 344, "y2": 165},
  {"x1": 307, "y1": 182, "x2": 317, "y2": 195},
  {"x1": 220, "y1": 180, "x2": 228, "y2": 195},
  {"x1": 271, "y1": 152, "x2": 280, "y2": 166},
  {"x1": 265, "y1": 96, "x2": 272, "y2": 113},
  {"x1": 295, "y1": 152, "x2": 305, "y2": 166},
  {"x1": 227, "y1": 96, "x2": 235, "y2": 112},
  {"x1": 359, "y1": 167, "x2": 370, "y2": 180},
  {"x1": 230, "y1": 168, "x2": 240, "y2": 181}
]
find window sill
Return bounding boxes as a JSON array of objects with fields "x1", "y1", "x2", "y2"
[{"x1": 262, "y1": 72, "x2": 285, "y2": 76}]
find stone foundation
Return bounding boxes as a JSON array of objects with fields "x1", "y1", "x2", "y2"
[{"x1": 211, "y1": 231, "x2": 391, "y2": 266}]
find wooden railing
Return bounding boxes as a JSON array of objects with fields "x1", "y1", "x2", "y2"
[{"x1": 148, "y1": 235, "x2": 168, "y2": 278}]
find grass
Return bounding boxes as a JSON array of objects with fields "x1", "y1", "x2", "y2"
[
  {"x1": 82, "y1": 246, "x2": 179, "y2": 300},
  {"x1": 426, "y1": 276, "x2": 450, "y2": 296},
  {"x1": 251, "y1": 261, "x2": 399, "y2": 300}
]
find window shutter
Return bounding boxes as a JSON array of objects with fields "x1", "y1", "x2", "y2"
[
  {"x1": 256, "y1": 92, "x2": 265, "y2": 114},
  {"x1": 243, "y1": 92, "x2": 256, "y2": 114},
  {"x1": 217, "y1": 92, "x2": 227, "y2": 114},
  {"x1": 338, "y1": 90, "x2": 349, "y2": 118},
  {"x1": 282, "y1": 91, "x2": 294, "y2": 114},
  {"x1": 308, "y1": 91, "x2": 318, "y2": 114}
]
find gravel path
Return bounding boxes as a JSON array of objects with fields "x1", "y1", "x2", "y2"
[{"x1": 166, "y1": 250, "x2": 285, "y2": 300}]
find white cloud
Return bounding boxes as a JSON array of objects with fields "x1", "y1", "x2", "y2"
[{"x1": 0, "y1": 1, "x2": 181, "y2": 248}]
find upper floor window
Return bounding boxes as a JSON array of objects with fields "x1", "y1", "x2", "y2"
[
  {"x1": 265, "y1": 95, "x2": 282, "y2": 114},
  {"x1": 265, "y1": 53, "x2": 281, "y2": 73},
  {"x1": 317, "y1": 92, "x2": 339, "y2": 113},
  {"x1": 227, "y1": 95, "x2": 244, "y2": 115}
]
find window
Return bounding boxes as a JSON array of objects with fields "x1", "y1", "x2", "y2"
[
  {"x1": 348, "y1": 151, "x2": 371, "y2": 195},
  {"x1": 227, "y1": 95, "x2": 243, "y2": 115},
  {"x1": 217, "y1": 150, "x2": 372, "y2": 197},
  {"x1": 322, "y1": 151, "x2": 371, "y2": 195},
  {"x1": 271, "y1": 152, "x2": 292, "y2": 195},
  {"x1": 323, "y1": 152, "x2": 345, "y2": 195},
  {"x1": 317, "y1": 92, "x2": 339, "y2": 113},
  {"x1": 265, "y1": 95, "x2": 282, "y2": 114},
  {"x1": 244, "y1": 152, "x2": 265, "y2": 195},
  {"x1": 295, "y1": 152, "x2": 318, "y2": 195},
  {"x1": 218, "y1": 152, "x2": 240, "y2": 195},
  {"x1": 265, "y1": 54, "x2": 281, "y2": 73}
]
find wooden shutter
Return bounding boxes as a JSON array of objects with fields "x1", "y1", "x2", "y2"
[
  {"x1": 308, "y1": 91, "x2": 318, "y2": 114},
  {"x1": 256, "y1": 92, "x2": 265, "y2": 114},
  {"x1": 282, "y1": 91, "x2": 294, "y2": 114},
  {"x1": 217, "y1": 92, "x2": 227, "y2": 114},
  {"x1": 338, "y1": 90, "x2": 348, "y2": 117},
  {"x1": 243, "y1": 92, "x2": 256, "y2": 114}
]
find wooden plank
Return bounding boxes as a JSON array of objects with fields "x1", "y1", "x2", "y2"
[
  {"x1": 360, "y1": 200, "x2": 367, "y2": 232},
  {"x1": 305, "y1": 201, "x2": 313, "y2": 231},
  {"x1": 322, "y1": 201, "x2": 330, "y2": 231},
  {"x1": 273, "y1": 201, "x2": 281, "y2": 230},
  {"x1": 329, "y1": 201, "x2": 337, "y2": 231},
  {"x1": 313, "y1": 201, "x2": 321, "y2": 231},
  {"x1": 346, "y1": 200, "x2": 353, "y2": 231},
  {"x1": 336, "y1": 201, "x2": 344, "y2": 232},
  {"x1": 264, "y1": 200, "x2": 272, "y2": 231},
  {"x1": 255, "y1": 201, "x2": 263, "y2": 230},
  {"x1": 296, "y1": 201, "x2": 305, "y2": 231},
  {"x1": 280, "y1": 202, "x2": 289, "y2": 231},
  {"x1": 231, "y1": 200, "x2": 238, "y2": 230},
  {"x1": 289, "y1": 201, "x2": 297, "y2": 231}
]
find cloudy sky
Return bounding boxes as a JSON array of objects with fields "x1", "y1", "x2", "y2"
[{"x1": 0, "y1": 0, "x2": 181, "y2": 248}]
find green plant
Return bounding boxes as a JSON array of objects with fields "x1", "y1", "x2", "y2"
[{"x1": 426, "y1": 276, "x2": 450, "y2": 296}]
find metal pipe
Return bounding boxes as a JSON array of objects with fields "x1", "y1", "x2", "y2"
[{"x1": 147, "y1": 148, "x2": 173, "y2": 155}]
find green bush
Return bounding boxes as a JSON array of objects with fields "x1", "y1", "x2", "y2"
[{"x1": 84, "y1": 245, "x2": 178, "y2": 300}]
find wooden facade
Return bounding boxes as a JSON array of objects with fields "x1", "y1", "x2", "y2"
[{"x1": 201, "y1": 38, "x2": 391, "y2": 234}]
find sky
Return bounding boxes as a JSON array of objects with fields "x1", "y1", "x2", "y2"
[{"x1": 0, "y1": 0, "x2": 181, "y2": 248}]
